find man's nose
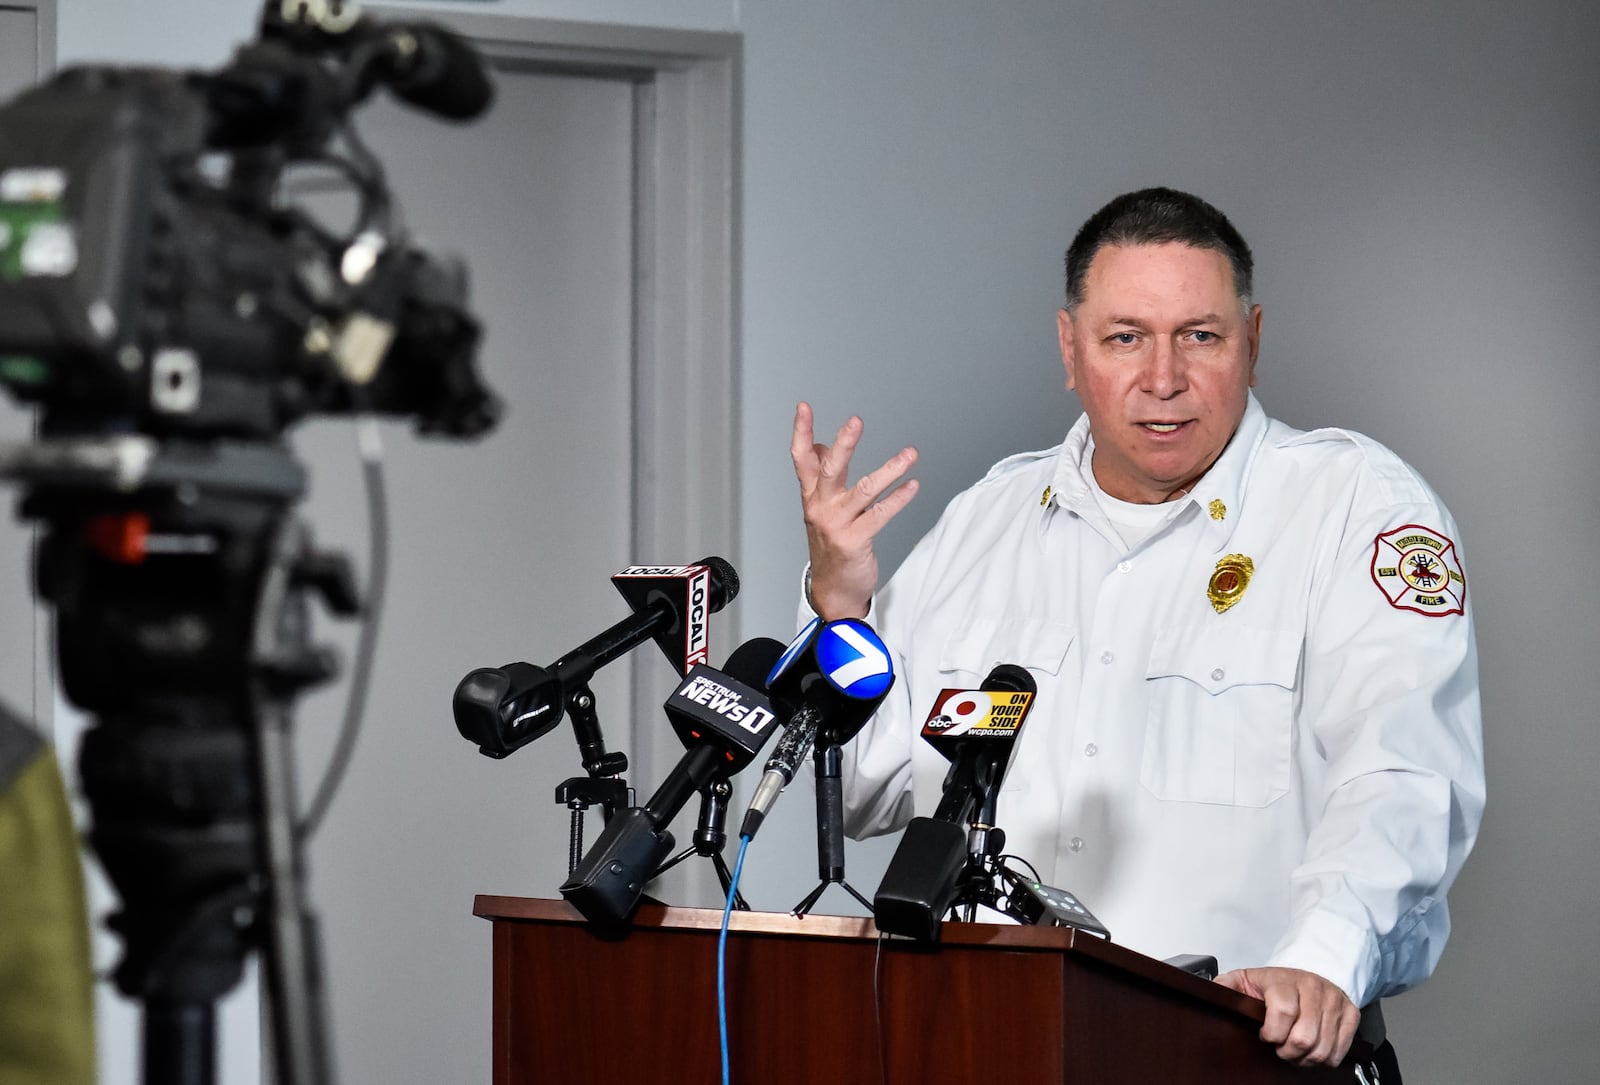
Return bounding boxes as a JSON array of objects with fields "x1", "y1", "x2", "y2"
[{"x1": 1141, "y1": 339, "x2": 1186, "y2": 397}]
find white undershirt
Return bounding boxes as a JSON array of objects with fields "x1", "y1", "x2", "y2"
[{"x1": 1082, "y1": 451, "x2": 1183, "y2": 550}]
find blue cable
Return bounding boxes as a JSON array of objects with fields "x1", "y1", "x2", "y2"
[{"x1": 719, "y1": 834, "x2": 752, "y2": 1085}]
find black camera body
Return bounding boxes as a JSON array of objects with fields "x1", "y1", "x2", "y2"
[{"x1": 0, "y1": 7, "x2": 498, "y2": 442}]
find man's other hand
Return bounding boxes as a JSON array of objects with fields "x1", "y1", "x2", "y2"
[
  {"x1": 790, "y1": 402, "x2": 918, "y2": 620},
  {"x1": 1215, "y1": 966, "x2": 1359, "y2": 1067}
]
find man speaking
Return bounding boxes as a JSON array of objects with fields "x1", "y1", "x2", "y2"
[{"x1": 789, "y1": 188, "x2": 1484, "y2": 1079}]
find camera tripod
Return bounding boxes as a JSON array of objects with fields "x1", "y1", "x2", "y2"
[{"x1": 6, "y1": 436, "x2": 350, "y2": 1085}]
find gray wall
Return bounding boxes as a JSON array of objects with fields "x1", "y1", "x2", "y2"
[
  {"x1": 32, "y1": 1, "x2": 1600, "y2": 1083},
  {"x1": 732, "y1": 3, "x2": 1599, "y2": 1084}
]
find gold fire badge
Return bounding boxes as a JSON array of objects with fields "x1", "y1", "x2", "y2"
[{"x1": 1207, "y1": 554, "x2": 1254, "y2": 614}]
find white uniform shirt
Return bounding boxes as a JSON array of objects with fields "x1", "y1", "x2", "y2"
[{"x1": 828, "y1": 395, "x2": 1485, "y2": 1007}]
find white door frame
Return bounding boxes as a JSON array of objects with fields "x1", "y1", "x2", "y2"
[{"x1": 0, "y1": 0, "x2": 55, "y2": 74}]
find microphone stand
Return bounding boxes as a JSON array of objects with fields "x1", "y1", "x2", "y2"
[
  {"x1": 552, "y1": 682, "x2": 632, "y2": 874},
  {"x1": 652, "y1": 779, "x2": 748, "y2": 907},
  {"x1": 950, "y1": 819, "x2": 1010, "y2": 922},
  {"x1": 791, "y1": 742, "x2": 873, "y2": 917}
]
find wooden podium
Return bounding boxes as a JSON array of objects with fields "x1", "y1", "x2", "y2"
[{"x1": 474, "y1": 895, "x2": 1359, "y2": 1084}]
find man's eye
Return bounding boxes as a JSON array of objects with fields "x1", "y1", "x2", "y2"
[
  {"x1": 1109, "y1": 333, "x2": 1137, "y2": 345},
  {"x1": 1189, "y1": 330, "x2": 1216, "y2": 343}
]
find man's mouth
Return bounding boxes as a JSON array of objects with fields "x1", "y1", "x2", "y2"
[{"x1": 1140, "y1": 421, "x2": 1187, "y2": 433}]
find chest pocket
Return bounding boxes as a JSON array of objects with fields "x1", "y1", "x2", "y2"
[
  {"x1": 1140, "y1": 625, "x2": 1301, "y2": 807},
  {"x1": 935, "y1": 617, "x2": 1074, "y2": 683}
]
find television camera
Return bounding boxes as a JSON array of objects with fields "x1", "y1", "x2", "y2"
[{"x1": 0, "y1": 3, "x2": 500, "y2": 1082}]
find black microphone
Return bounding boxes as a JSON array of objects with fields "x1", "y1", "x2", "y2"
[
  {"x1": 874, "y1": 664, "x2": 1036, "y2": 941},
  {"x1": 925, "y1": 664, "x2": 1037, "y2": 831},
  {"x1": 371, "y1": 20, "x2": 494, "y2": 120},
  {"x1": 739, "y1": 617, "x2": 894, "y2": 840},
  {"x1": 452, "y1": 558, "x2": 736, "y2": 759},
  {"x1": 559, "y1": 638, "x2": 785, "y2": 924},
  {"x1": 205, "y1": 13, "x2": 491, "y2": 148}
]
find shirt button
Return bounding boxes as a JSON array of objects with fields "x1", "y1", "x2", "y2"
[
  {"x1": 1068, "y1": 836, "x2": 1085, "y2": 853},
  {"x1": 1117, "y1": 561, "x2": 1133, "y2": 573},
  {"x1": 1210, "y1": 668, "x2": 1225, "y2": 681},
  {"x1": 1084, "y1": 743, "x2": 1098, "y2": 757},
  {"x1": 1100, "y1": 651, "x2": 1115, "y2": 665}
]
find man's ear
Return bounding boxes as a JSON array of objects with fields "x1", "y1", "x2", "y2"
[
  {"x1": 1057, "y1": 308, "x2": 1078, "y2": 390},
  {"x1": 1246, "y1": 303, "x2": 1263, "y2": 387}
]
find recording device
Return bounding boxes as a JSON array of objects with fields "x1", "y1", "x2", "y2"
[
  {"x1": 0, "y1": 5, "x2": 501, "y2": 1083},
  {"x1": 560, "y1": 638, "x2": 785, "y2": 924},
  {"x1": 452, "y1": 557, "x2": 737, "y2": 761},
  {"x1": 739, "y1": 617, "x2": 895, "y2": 841},
  {"x1": 874, "y1": 665, "x2": 1037, "y2": 940},
  {"x1": 0, "y1": 6, "x2": 499, "y2": 441},
  {"x1": 1010, "y1": 880, "x2": 1111, "y2": 940},
  {"x1": 873, "y1": 817, "x2": 969, "y2": 942}
]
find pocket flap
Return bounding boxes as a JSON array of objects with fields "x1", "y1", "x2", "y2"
[
  {"x1": 937, "y1": 617, "x2": 1074, "y2": 678},
  {"x1": 1146, "y1": 625, "x2": 1300, "y2": 694}
]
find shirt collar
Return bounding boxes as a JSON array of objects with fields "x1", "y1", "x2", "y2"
[{"x1": 1045, "y1": 394, "x2": 1269, "y2": 552}]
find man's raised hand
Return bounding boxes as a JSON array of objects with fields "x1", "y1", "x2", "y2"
[{"x1": 790, "y1": 402, "x2": 919, "y2": 620}]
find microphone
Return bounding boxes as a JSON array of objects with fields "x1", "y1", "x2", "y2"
[
  {"x1": 661, "y1": 637, "x2": 787, "y2": 775},
  {"x1": 204, "y1": 13, "x2": 492, "y2": 149},
  {"x1": 924, "y1": 664, "x2": 1037, "y2": 832},
  {"x1": 452, "y1": 558, "x2": 736, "y2": 760},
  {"x1": 370, "y1": 20, "x2": 495, "y2": 120},
  {"x1": 610, "y1": 562, "x2": 732, "y2": 676},
  {"x1": 738, "y1": 617, "x2": 894, "y2": 841},
  {"x1": 559, "y1": 638, "x2": 786, "y2": 924},
  {"x1": 873, "y1": 664, "x2": 1036, "y2": 941}
]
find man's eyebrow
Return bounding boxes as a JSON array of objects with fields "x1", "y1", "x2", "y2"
[{"x1": 1102, "y1": 313, "x2": 1228, "y2": 329}]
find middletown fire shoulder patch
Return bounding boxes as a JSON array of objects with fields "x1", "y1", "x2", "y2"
[{"x1": 1371, "y1": 524, "x2": 1466, "y2": 617}]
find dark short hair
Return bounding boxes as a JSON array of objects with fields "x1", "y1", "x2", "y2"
[{"x1": 1064, "y1": 187, "x2": 1253, "y2": 308}]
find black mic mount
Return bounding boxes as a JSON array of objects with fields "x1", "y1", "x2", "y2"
[
  {"x1": 650, "y1": 778, "x2": 745, "y2": 908},
  {"x1": 560, "y1": 638, "x2": 784, "y2": 925}
]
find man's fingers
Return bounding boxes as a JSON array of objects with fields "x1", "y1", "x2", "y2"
[
  {"x1": 816, "y1": 415, "x2": 864, "y2": 489},
  {"x1": 1262, "y1": 974, "x2": 1358, "y2": 1067},
  {"x1": 1329, "y1": 1002, "x2": 1359, "y2": 1066},
  {"x1": 790, "y1": 402, "x2": 819, "y2": 486},
  {"x1": 1298, "y1": 995, "x2": 1359, "y2": 1067},
  {"x1": 1213, "y1": 970, "x2": 1253, "y2": 997},
  {"x1": 848, "y1": 446, "x2": 919, "y2": 509},
  {"x1": 1258, "y1": 985, "x2": 1298, "y2": 1047},
  {"x1": 1277, "y1": 1001, "x2": 1321, "y2": 1061},
  {"x1": 1218, "y1": 967, "x2": 1357, "y2": 1068},
  {"x1": 859, "y1": 476, "x2": 920, "y2": 530}
]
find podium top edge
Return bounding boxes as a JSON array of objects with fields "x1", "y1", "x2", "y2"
[
  {"x1": 470, "y1": 894, "x2": 1265, "y2": 1024},
  {"x1": 473, "y1": 894, "x2": 1069, "y2": 946}
]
